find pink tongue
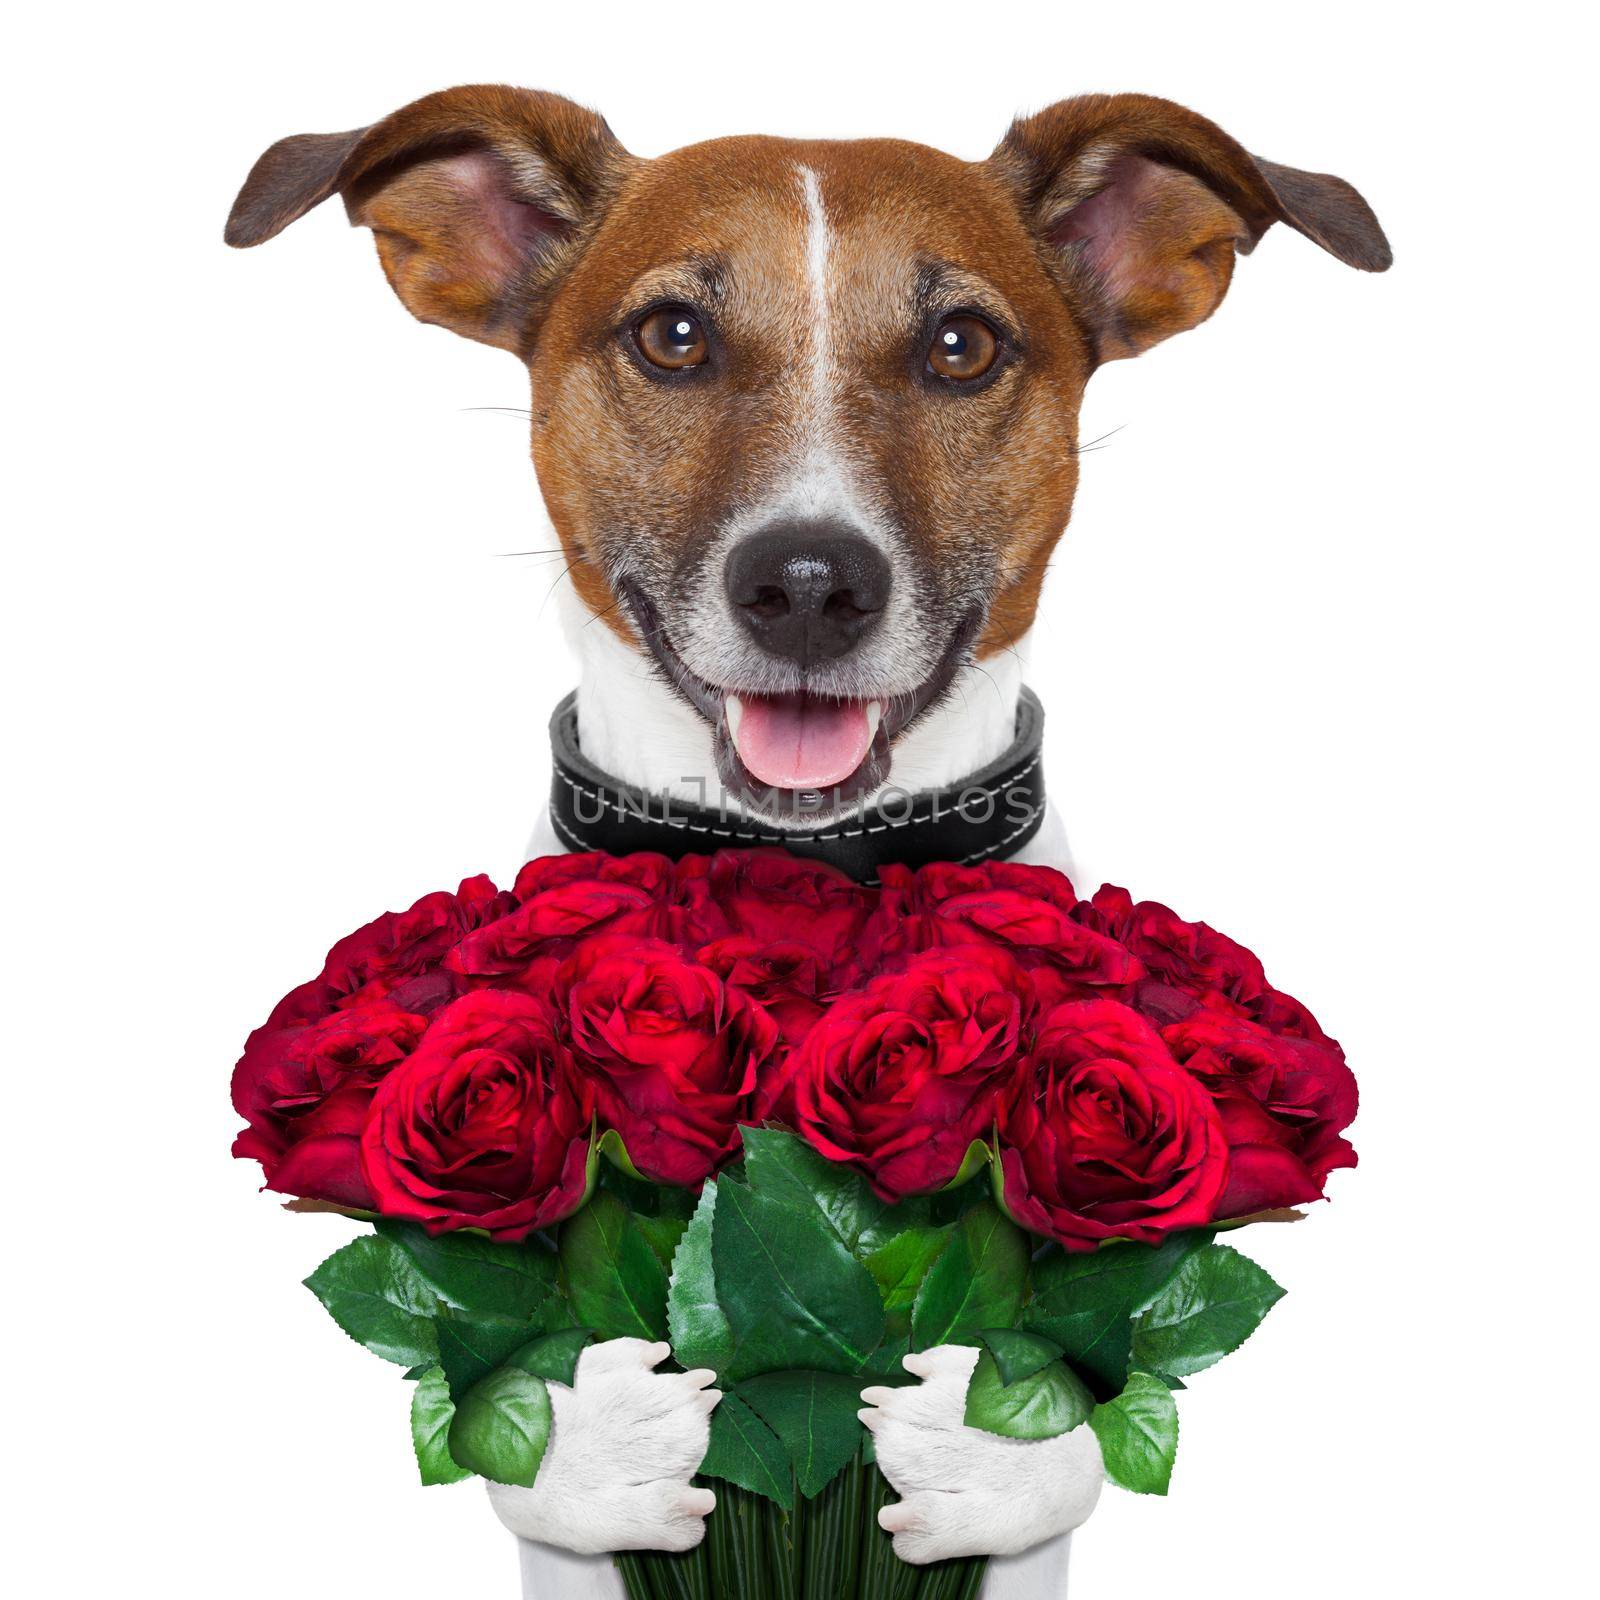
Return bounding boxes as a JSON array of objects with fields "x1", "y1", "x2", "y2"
[{"x1": 731, "y1": 695, "x2": 874, "y2": 790}]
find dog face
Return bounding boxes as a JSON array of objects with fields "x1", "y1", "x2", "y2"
[
  {"x1": 229, "y1": 88, "x2": 1388, "y2": 812},
  {"x1": 530, "y1": 136, "x2": 1094, "y2": 805}
]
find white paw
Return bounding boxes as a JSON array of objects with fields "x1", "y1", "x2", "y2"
[
  {"x1": 861, "y1": 1345, "x2": 1104, "y2": 1564},
  {"x1": 486, "y1": 1337, "x2": 721, "y2": 1556}
]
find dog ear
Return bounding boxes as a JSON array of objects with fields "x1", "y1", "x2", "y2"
[
  {"x1": 989, "y1": 93, "x2": 1390, "y2": 360},
  {"x1": 225, "y1": 85, "x2": 636, "y2": 352}
]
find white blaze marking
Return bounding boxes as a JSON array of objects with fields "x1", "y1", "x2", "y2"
[
  {"x1": 778, "y1": 165, "x2": 866, "y2": 528},
  {"x1": 799, "y1": 164, "x2": 834, "y2": 445}
]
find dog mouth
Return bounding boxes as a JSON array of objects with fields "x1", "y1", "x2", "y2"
[{"x1": 620, "y1": 582, "x2": 979, "y2": 816}]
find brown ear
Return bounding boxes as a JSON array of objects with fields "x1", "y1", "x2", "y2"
[
  {"x1": 989, "y1": 93, "x2": 1391, "y2": 360},
  {"x1": 225, "y1": 85, "x2": 636, "y2": 352}
]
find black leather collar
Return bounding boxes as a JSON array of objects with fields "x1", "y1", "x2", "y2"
[{"x1": 547, "y1": 687, "x2": 1046, "y2": 885}]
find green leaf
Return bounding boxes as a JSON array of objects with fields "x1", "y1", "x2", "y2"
[
  {"x1": 410, "y1": 1365, "x2": 473, "y2": 1485},
  {"x1": 738, "y1": 1371, "x2": 866, "y2": 1498},
  {"x1": 859, "y1": 1330, "x2": 911, "y2": 1380},
  {"x1": 1129, "y1": 1244, "x2": 1285, "y2": 1379},
  {"x1": 713, "y1": 1178, "x2": 886, "y2": 1380},
  {"x1": 436, "y1": 1315, "x2": 543, "y2": 1401},
  {"x1": 1024, "y1": 1231, "x2": 1213, "y2": 1391},
  {"x1": 964, "y1": 1350, "x2": 1094, "y2": 1440},
  {"x1": 598, "y1": 1156, "x2": 699, "y2": 1220},
  {"x1": 740, "y1": 1125, "x2": 892, "y2": 1253},
  {"x1": 864, "y1": 1226, "x2": 952, "y2": 1318},
  {"x1": 635, "y1": 1213, "x2": 690, "y2": 1274},
  {"x1": 979, "y1": 1328, "x2": 1064, "y2": 1387},
  {"x1": 928, "y1": 1172, "x2": 992, "y2": 1226},
  {"x1": 536, "y1": 1293, "x2": 582, "y2": 1334},
  {"x1": 303, "y1": 1235, "x2": 441, "y2": 1367},
  {"x1": 668, "y1": 1182, "x2": 735, "y2": 1374},
  {"x1": 502, "y1": 1328, "x2": 593, "y2": 1386},
  {"x1": 376, "y1": 1220, "x2": 559, "y2": 1323},
  {"x1": 559, "y1": 1191, "x2": 669, "y2": 1342},
  {"x1": 447, "y1": 1367, "x2": 552, "y2": 1487},
  {"x1": 911, "y1": 1203, "x2": 1026, "y2": 1350},
  {"x1": 943, "y1": 1138, "x2": 992, "y2": 1190},
  {"x1": 597, "y1": 1126, "x2": 647, "y2": 1179},
  {"x1": 700, "y1": 1393, "x2": 795, "y2": 1509},
  {"x1": 1089, "y1": 1372, "x2": 1179, "y2": 1495}
]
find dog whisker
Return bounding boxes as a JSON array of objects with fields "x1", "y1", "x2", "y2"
[
  {"x1": 1073, "y1": 424, "x2": 1126, "y2": 455},
  {"x1": 537, "y1": 561, "x2": 578, "y2": 613},
  {"x1": 970, "y1": 662, "x2": 1010, "y2": 706},
  {"x1": 583, "y1": 594, "x2": 627, "y2": 630}
]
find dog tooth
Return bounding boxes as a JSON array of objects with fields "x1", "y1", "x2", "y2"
[
  {"x1": 725, "y1": 694, "x2": 744, "y2": 738},
  {"x1": 866, "y1": 700, "x2": 883, "y2": 739}
]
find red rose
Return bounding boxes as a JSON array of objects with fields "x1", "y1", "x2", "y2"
[
  {"x1": 1075, "y1": 885, "x2": 1267, "y2": 1013},
  {"x1": 882, "y1": 860, "x2": 1080, "y2": 911},
  {"x1": 985, "y1": 862, "x2": 1081, "y2": 910},
  {"x1": 231, "y1": 999, "x2": 427, "y2": 1207},
  {"x1": 560, "y1": 936, "x2": 781, "y2": 1185},
  {"x1": 1249, "y1": 984, "x2": 1339, "y2": 1048},
  {"x1": 1163, "y1": 1012, "x2": 1357, "y2": 1215},
  {"x1": 698, "y1": 850, "x2": 873, "y2": 968},
  {"x1": 447, "y1": 879, "x2": 661, "y2": 988},
  {"x1": 267, "y1": 875, "x2": 511, "y2": 1028},
  {"x1": 870, "y1": 861, "x2": 1143, "y2": 998},
  {"x1": 788, "y1": 947, "x2": 1029, "y2": 1201},
  {"x1": 359, "y1": 992, "x2": 592, "y2": 1239},
  {"x1": 696, "y1": 935, "x2": 829, "y2": 1048},
  {"x1": 512, "y1": 850, "x2": 678, "y2": 900},
  {"x1": 998, "y1": 998, "x2": 1229, "y2": 1247}
]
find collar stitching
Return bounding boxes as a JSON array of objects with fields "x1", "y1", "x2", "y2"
[{"x1": 552, "y1": 752, "x2": 1042, "y2": 843}]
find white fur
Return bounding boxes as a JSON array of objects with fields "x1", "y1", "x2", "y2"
[
  {"x1": 486, "y1": 1338, "x2": 720, "y2": 1555},
  {"x1": 508, "y1": 1343, "x2": 1089, "y2": 1598},
  {"x1": 864, "y1": 1345, "x2": 1102, "y2": 1563},
  {"x1": 516, "y1": 1538, "x2": 629, "y2": 1600},
  {"x1": 800, "y1": 165, "x2": 836, "y2": 462}
]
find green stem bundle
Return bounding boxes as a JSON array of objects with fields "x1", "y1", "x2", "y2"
[{"x1": 615, "y1": 1456, "x2": 988, "y2": 1600}]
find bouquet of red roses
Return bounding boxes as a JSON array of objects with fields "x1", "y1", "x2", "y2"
[{"x1": 233, "y1": 850, "x2": 1357, "y2": 1598}]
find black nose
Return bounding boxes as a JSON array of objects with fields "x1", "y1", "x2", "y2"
[{"x1": 724, "y1": 522, "x2": 891, "y2": 667}]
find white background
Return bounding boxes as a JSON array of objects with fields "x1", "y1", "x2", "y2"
[{"x1": 7, "y1": 3, "x2": 1595, "y2": 1595}]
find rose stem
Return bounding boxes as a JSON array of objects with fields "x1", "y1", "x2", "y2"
[
  {"x1": 611, "y1": 1553, "x2": 656, "y2": 1600},
  {"x1": 857, "y1": 1460, "x2": 892, "y2": 1599},
  {"x1": 683, "y1": 1518, "x2": 712, "y2": 1600},
  {"x1": 837, "y1": 1452, "x2": 865, "y2": 1595},
  {"x1": 745, "y1": 1478, "x2": 777, "y2": 1593},
  {"x1": 706, "y1": 1479, "x2": 737, "y2": 1596},
  {"x1": 801, "y1": 1467, "x2": 834, "y2": 1600},
  {"x1": 774, "y1": 1478, "x2": 802, "y2": 1600}
]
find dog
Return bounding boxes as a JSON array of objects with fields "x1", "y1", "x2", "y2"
[{"x1": 228, "y1": 85, "x2": 1388, "y2": 1595}]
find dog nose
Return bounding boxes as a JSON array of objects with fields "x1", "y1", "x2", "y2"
[{"x1": 724, "y1": 523, "x2": 891, "y2": 666}]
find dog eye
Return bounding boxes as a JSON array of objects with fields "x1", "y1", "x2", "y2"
[
  {"x1": 636, "y1": 308, "x2": 709, "y2": 371},
  {"x1": 927, "y1": 315, "x2": 998, "y2": 381}
]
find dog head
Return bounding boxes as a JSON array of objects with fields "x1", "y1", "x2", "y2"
[{"x1": 228, "y1": 86, "x2": 1388, "y2": 815}]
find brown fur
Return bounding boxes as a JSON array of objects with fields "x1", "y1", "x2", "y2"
[{"x1": 227, "y1": 87, "x2": 1389, "y2": 660}]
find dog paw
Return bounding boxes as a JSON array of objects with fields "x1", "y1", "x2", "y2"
[
  {"x1": 486, "y1": 1337, "x2": 721, "y2": 1555},
  {"x1": 861, "y1": 1345, "x2": 1104, "y2": 1564}
]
